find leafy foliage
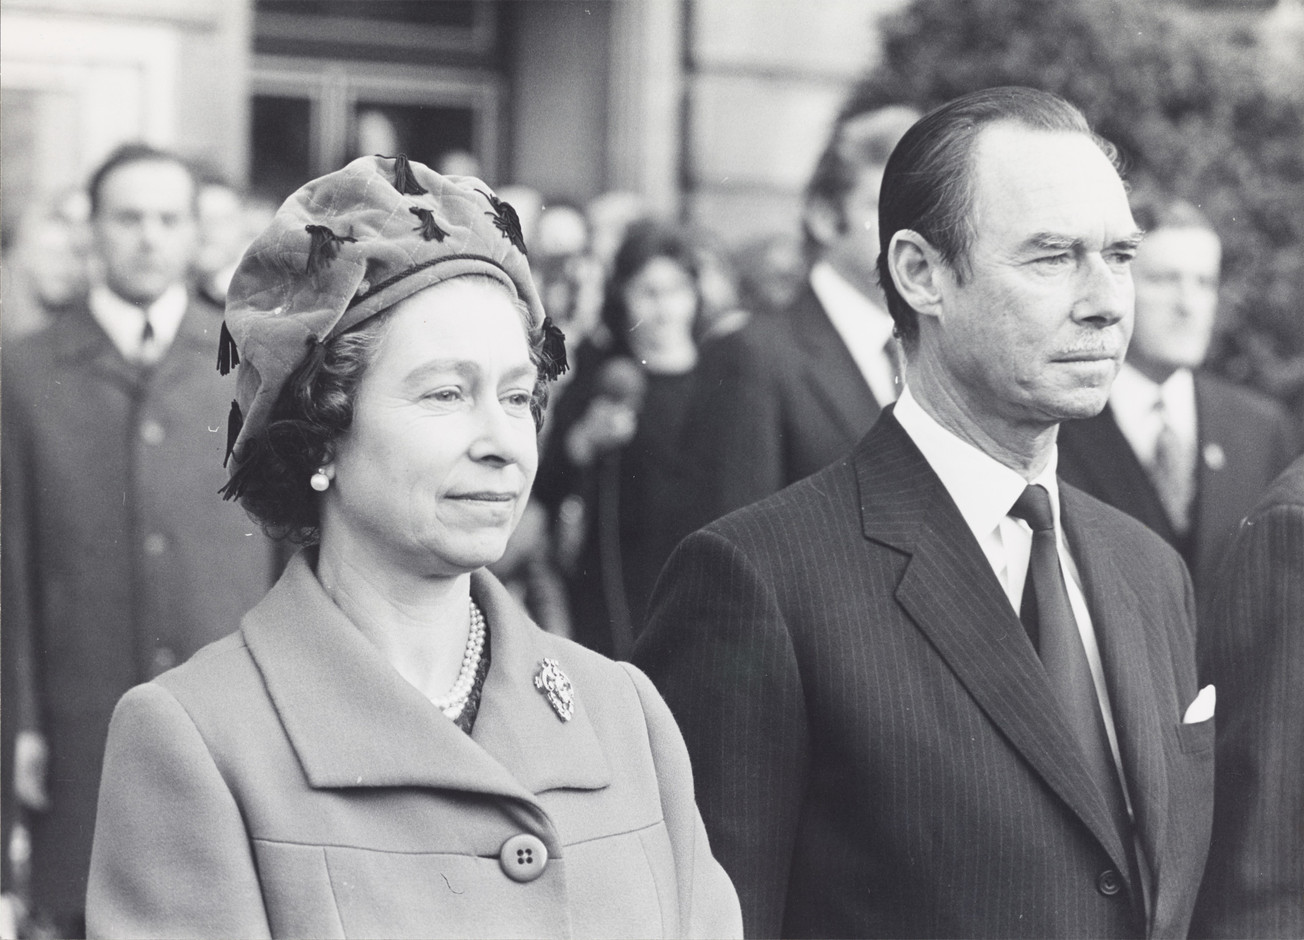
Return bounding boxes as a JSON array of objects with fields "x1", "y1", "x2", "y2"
[{"x1": 847, "y1": 0, "x2": 1304, "y2": 409}]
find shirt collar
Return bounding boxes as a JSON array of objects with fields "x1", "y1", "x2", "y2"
[
  {"x1": 89, "y1": 281, "x2": 189, "y2": 362},
  {"x1": 809, "y1": 261, "x2": 896, "y2": 348},
  {"x1": 1109, "y1": 362, "x2": 1197, "y2": 460},
  {"x1": 894, "y1": 385, "x2": 1062, "y2": 540}
]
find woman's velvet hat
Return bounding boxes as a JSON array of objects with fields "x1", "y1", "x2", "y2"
[{"x1": 217, "y1": 154, "x2": 566, "y2": 488}]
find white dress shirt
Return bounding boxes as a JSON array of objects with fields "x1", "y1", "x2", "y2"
[
  {"x1": 89, "y1": 282, "x2": 189, "y2": 366},
  {"x1": 809, "y1": 261, "x2": 901, "y2": 405},
  {"x1": 893, "y1": 387, "x2": 1130, "y2": 794},
  {"x1": 1109, "y1": 363, "x2": 1197, "y2": 468}
]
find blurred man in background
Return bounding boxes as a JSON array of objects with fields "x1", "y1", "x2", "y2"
[
  {"x1": 192, "y1": 174, "x2": 276, "y2": 307},
  {"x1": 0, "y1": 187, "x2": 90, "y2": 342},
  {"x1": 1058, "y1": 194, "x2": 1299, "y2": 606},
  {"x1": 1, "y1": 143, "x2": 278, "y2": 935},
  {"x1": 678, "y1": 104, "x2": 919, "y2": 528}
]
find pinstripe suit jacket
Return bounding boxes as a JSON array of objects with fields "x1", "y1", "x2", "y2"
[
  {"x1": 1190, "y1": 455, "x2": 1304, "y2": 939},
  {"x1": 635, "y1": 409, "x2": 1214, "y2": 939}
]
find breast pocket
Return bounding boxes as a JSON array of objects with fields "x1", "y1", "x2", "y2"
[{"x1": 1176, "y1": 717, "x2": 1215, "y2": 755}]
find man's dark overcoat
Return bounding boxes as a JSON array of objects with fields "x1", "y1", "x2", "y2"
[
  {"x1": 1, "y1": 297, "x2": 278, "y2": 921},
  {"x1": 678, "y1": 283, "x2": 882, "y2": 529}
]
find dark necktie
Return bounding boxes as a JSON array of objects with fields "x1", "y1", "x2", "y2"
[
  {"x1": 1010, "y1": 485, "x2": 1130, "y2": 835},
  {"x1": 139, "y1": 309, "x2": 156, "y2": 363},
  {"x1": 1148, "y1": 399, "x2": 1194, "y2": 535}
]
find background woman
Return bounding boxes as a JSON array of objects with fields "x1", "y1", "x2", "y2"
[
  {"x1": 85, "y1": 156, "x2": 740, "y2": 939},
  {"x1": 535, "y1": 220, "x2": 704, "y2": 658}
]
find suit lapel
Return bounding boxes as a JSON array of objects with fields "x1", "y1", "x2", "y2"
[
  {"x1": 53, "y1": 301, "x2": 141, "y2": 390},
  {"x1": 242, "y1": 552, "x2": 610, "y2": 802},
  {"x1": 854, "y1": 413, "x2": 1133, "y2": 877},
  {"x1": 1061, "y1": 486, "x2": 1169, "y2": 897},
  {"x1": 792, "y1": 288, "x2": 882, "y2": 440},
  {"x1": 1191, "y1": 373, "x2": 1236, "y2": 576},
  {"x1": 1059, "y1": 407, "x2": 1179, "y2": 547}
]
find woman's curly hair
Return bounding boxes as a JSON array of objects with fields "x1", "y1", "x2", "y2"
[{"x1": 232, "y1": 275, "x2": 548, "y2": 544}]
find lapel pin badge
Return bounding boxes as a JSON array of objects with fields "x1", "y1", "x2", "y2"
[
  {"x1": 1203, "y1": 442, "x2": 1226, "y2": 471},
  {"x1": 534, "y1": 658, "x2": 574, "y2": 722}
]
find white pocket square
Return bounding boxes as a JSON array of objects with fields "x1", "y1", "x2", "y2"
[{"x1": 1183, "y1": 684, "x2": 1216, "y2": 724}]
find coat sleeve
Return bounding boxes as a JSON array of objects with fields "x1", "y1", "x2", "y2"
[
  {"x1": 632, "y1": 527, "x2": 809, "y2": 939},
  {"x1": 619, "y1": 662, "x2": 744, "y2": 939},
  {"x1": 86, "y1": 683, "x2": 271, "y2": 940},
  {"x1": 1190, "y1": 495, "x2": 1304, "y2": 939},
  {"x1": 1, "y1": 357, "x2": 44, "y2": 738}
]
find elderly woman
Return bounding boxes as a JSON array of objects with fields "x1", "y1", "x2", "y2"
[{"x1": 85, "y1": 156, "x2": 741, "y2": 939}]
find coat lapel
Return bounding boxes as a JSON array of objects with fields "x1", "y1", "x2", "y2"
[
  {"x1": 792, "y1": 287, "x2": 882, "y2": 440},
  {"x1": 469, "y1": 569, "x2": 611, "y2": 794},
  {"x1": 53, "y1": 301, "x2": 141, "y2": 390},
  {"x1": 242, "y1": 552, "x2": 610, "y2": 803},
  {"x1": 1191, "y1": 373, "x2": 1238, "y2": 576},
  {"x1": 1061, "y1": 486, "x2": 1169, "y2": 901},
  {"x1": 1060, "y1": 407, "x2": 1179, "y2": 547},
  {"x1": 854, "y1": 412, "x2": 1134, "y2": 877}
]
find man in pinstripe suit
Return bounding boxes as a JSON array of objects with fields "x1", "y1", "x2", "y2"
[
  {"x1": 1191, "y1": 454, "x2": 1304, "y2": 938},
  {"x1": 635, "y1": 88, "x2": 1215, "y2": 938}
]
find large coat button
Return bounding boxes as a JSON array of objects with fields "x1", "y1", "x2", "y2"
[
  {"x1": 499, "y1": 834, "x2": 548, "y2": 882},
  {"x1": 1097, "y1": 868, "x2": 1123, "y2": 897}
]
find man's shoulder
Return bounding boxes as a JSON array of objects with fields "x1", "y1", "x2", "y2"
[
  {"x1": 1, "y1": 302, "x2": 95, "y2": 388},
  {"x1": 699, "y1": 455, "x2": 860, "y2": 544},
  {"x1": 698, "y1": 309, "x2": 798, "y2": 370},
  {"x1": 698, "y1": 286, "x2": 826, "y2": 367},
  {"x1": 1249, "y1": 453, "x2": 1304, "y2": 513},
  {"x1": 1196, "y1": 370, "x2": 1293, "y2": 427},
  {"x1": 184, "y1": 290, "x2": 224, "y2": 320}
]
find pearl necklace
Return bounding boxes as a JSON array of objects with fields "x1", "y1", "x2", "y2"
[{"x1": 430, "y1": 599, "x2": 487, "y2": 719}]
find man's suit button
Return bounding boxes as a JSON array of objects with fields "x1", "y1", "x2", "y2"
[
  {"x1": 499, "y1": 834, "x2": 547, "y2": 882},
  {"x1": 1097, "y1": 869, "x2": 1123, "y2": 896}
]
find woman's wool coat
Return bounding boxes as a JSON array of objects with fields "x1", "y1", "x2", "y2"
[{"x1": 87, "y1": 552, "x2": 741, "y2": 939}]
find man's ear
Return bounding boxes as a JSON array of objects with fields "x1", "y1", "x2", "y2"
[{"x1": 886, "y1": 229, "x2": 947, "y2": 321}]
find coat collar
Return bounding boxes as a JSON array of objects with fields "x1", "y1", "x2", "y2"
[
  {"x1": 241, "y1": 551, "x2": 611, "y2": 800},
  {"x1": 853, "y1": 410, "x2": 1139, "y2": 883},
  {"x1": 52, "y1": 291, "x2": 221, "y2": 381},
  {"x1": 790, "y1": 284, "x2": 882, "y2": 436}
]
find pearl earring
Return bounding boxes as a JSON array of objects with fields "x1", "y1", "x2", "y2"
[{"x1": 309, "y1": 468, "x2": 331, "y2": 492}]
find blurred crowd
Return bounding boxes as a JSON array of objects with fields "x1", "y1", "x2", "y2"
[{"x1": 2, "y1": 93, "x2": 1303, "y2": 937}]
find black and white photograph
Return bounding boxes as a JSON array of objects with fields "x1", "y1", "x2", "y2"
[{"x1": 1, "y1": 1, "x2": 1302, "y2": 937}]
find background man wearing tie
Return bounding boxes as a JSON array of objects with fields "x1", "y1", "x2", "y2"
[
  {"x1": 1057, "y1": 193, "x2": 1299, "y2": 609},
  {"x1": 1, "y1": 143, "x2": 277, "y2": 936},
  {"x1": 636, "y1": 87, "x2": 1214, "y2": 938},
  {"x1": 677, "y1": 104, "x2": 918, "y2": 529}
]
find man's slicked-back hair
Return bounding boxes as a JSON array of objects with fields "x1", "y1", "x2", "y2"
[
  {"x1": 88, "y1": 142, "x2": 196, "y2": 217},
  {"x1": 876, "y1": 86, "x2": 1121, "y2": 348}
]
